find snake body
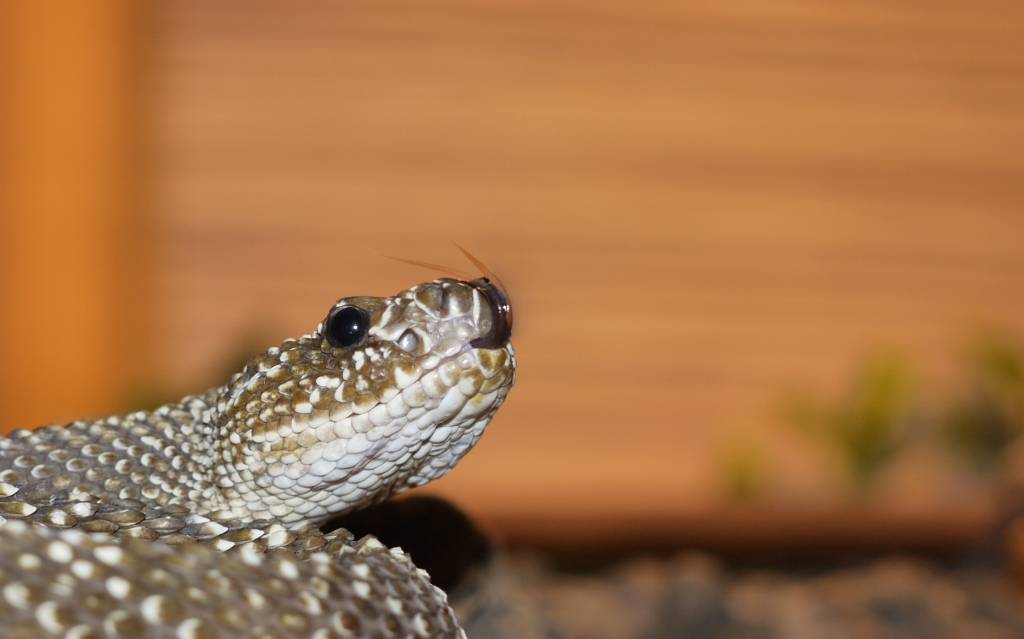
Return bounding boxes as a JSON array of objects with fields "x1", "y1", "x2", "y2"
[{"x1": 0, "y1": 278, "x2": 516, "y2": 638}]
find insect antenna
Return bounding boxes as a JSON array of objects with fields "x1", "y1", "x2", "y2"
[
  {"x1": 455, "y1": 244, "x2": 509, "y2": 293},
  {"x1": 385, "y1": 255, "x2": 473, "y2": 279}
]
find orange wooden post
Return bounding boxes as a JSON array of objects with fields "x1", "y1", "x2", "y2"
[{"x1": 0, "y1": 1, "x2": 150, "y2": 431}]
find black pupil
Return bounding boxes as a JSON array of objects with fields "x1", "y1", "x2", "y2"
[{"x1": 325, "y1": 306, "x2": 368, "y2": 348}]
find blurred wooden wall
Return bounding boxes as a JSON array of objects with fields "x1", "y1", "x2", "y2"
[
  {"x1": 0, "y1": 2, "x2": 151, "y2": 429},
  {"x1": 4, "y1": 1, "x2": 1024, "y2": 539},
  {"x1": 151, "y1": 1, "x2": 1024, "y2": 531}
]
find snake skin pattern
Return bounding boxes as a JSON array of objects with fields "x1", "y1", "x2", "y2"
[{"x1": 0, "y1": 278, "x2": 516, "y2": 638}]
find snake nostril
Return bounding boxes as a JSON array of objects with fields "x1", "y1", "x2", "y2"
[
  {"x1": 469, "y1": 278, "x2": 512, "y2": 349},
  {"x1": 397, "y1": 329, "x2": 421, "y2": 354}
]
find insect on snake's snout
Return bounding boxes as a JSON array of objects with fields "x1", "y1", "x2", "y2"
[{"x1": 469, "y1": 277, "x2": 513, "y2": 349}]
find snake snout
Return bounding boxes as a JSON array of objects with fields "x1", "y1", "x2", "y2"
[{"x1": 469, "y1": 278, "x2": 512, "y2": 349}]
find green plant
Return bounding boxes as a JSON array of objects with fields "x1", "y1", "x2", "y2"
[
  {"x1": 784, "y1": 353, "x2": 916, "y2": 492},
  {"x1": 718, "y1": 439, "x2": 769, "y2": 502},
  {"x1": 944, "y1": 333, "x2": 1024, "y2": 472}
]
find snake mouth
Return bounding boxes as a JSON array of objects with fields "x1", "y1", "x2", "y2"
[{"x1": 468, "y1": 277, "x2": 512, "y2": 349}]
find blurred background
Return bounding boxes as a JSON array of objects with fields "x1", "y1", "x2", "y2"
[{"x1": 3, "y1": 2, "x2": 1024, "y2": 636}]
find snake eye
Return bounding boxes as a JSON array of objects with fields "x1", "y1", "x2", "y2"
[{"x1": 324, "y1": 305, "x2": 369, "y2": 348}]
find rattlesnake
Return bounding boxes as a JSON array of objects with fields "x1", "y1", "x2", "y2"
[{"x1": 0, "y1": 277, "x2": 515, "y2": 638}]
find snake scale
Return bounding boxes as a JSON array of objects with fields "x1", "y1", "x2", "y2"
[{"x1": 0, "y1": 277, "x2": 516, "y2": 638}]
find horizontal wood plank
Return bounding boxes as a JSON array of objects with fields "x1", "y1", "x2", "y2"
[{"x1": 147, "y1": 1, "x2": 1024, "y2": 534}]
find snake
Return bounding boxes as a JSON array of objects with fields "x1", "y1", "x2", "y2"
[{"x1": 0, "y1": 277, "x2": 516, "y2": 638}]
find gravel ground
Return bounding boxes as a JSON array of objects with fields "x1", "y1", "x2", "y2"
[
  {"x1": 332, "y1": 496, "x2": 1024, "y2": 638},
  {"x1": 455, "y1": 553, "x2": 1024, "y2": 639}
]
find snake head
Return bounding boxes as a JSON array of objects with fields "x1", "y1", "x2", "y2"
[{"x1": 214, "y1": 278, "x2": 516, "y2": 524}]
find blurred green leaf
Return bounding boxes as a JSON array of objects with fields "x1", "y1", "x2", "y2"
[
  {"x1": 783, "y1": 353, "x2": 915, "y2": 492},
  {"x1": 944, "y1": 332, "x2": 1024, "y2": 472},
  {"x1": 718, "y1": 439, "x2": 769, "y2": 502}
]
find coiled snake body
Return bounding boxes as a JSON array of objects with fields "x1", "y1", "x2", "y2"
[{"x1": 0, "y1": 278, "x2": 516, "y2": 638}]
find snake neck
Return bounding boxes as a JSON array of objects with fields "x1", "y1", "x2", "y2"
[{"x1": 0, "y1": 389, "x2": 233, "y2": 519}]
